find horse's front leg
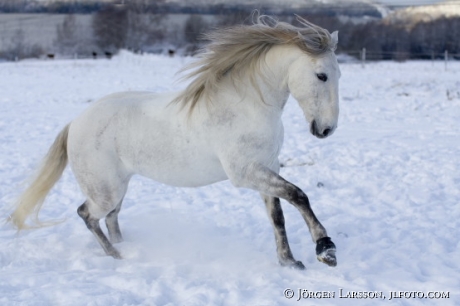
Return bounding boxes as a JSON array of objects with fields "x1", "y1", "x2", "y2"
[
  {"x1": 262, "y1": 194, "x2": 306, "y2": 270},
  {"x1": 237, "y1": 164, "x2": 337, "y2": 267}
]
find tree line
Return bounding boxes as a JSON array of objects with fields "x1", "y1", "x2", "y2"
[
  {"x1": 333, "y1": 16, "x2": 460, "y2": 60},
  {"x1": 87, "y1": 6, "x2": 460, "y2": 60},
  {"x1": 0, "y1": 0, "x2": 382, "y2": 17},
  {"x1": 1, "y1": 3, "x2": 459, "y2": 61}
]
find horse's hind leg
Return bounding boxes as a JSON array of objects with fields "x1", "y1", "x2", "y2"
[
  {"x1": 262, "y1": 194, "x2": 305, "y2": 270},
  {"x1": 74, "y1": 170, "x2": 130, "y2": 259},
  {"x1": 105, "y1": 199, "x2": 124, "y2": 244},
  {"x1": 77, "y1": 202, "x2": 122, "y2": 259}
]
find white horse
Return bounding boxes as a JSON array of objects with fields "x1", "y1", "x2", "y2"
[{"x1": 10, "y1": 16, "x2": 340, "y2": 269}]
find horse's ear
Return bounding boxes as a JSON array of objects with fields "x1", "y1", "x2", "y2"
[{"x1": 331, "y1": 31, "x2": 339, "y2": 47}]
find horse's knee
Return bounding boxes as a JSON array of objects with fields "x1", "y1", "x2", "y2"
[
  {"x1": 78, "y1": 200, "x2": 113, "y2": 222},
  {"x1": 105, "y1": 208, "x2": 118, "y2": 220},
  {"x1": 77, "y1": 202, "x2": 100, "y2": 230},
  {"x1": 77, "y1": 202, "x2": 89, "y2": 220},
  {"x1": 105, "y1": 199, "x2": 123, "y2": 226},
  {"x1": 284, "y1": 185, "x2": 308, "y2": 204}
]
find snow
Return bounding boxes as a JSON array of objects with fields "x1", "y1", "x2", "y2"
[{"x1": 1, "y1": 52, "x2": 460, "y2": 305}]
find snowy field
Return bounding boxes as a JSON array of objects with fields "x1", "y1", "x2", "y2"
[{"x1": 0, "y1": 53, "x2": 459, "y2": 305}]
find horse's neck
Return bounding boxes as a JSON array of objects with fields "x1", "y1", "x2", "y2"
[
  {"x1": 252, "y1": 45, "x2": 302, "y2": 111},
  {"x1": 200, "y1": 45, "x2": 302, "y2": 123}
]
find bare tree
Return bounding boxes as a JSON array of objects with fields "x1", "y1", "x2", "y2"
[
  {"x1": 125, "y1": 12, "x2": 165, "y2": 53},
  {"x1": 0, "y1": 29, "x2": 43, "y2": 61},
  {"x1": 92, "y1": 6, "x2": 128, "y2": 52},
  {"x1": 183, "y1": 14, "x2": 211, "y2": 54},
  {"x1": 54, "y1": 15, "x2": 79, "y2": 55},
  {"x1": 0, "y1": 0, "x2": 28, "y2": 12}
]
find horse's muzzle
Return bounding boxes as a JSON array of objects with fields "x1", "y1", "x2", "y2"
[{"x1": 310, "y1": 120, "x2": 333, "y2": 139}]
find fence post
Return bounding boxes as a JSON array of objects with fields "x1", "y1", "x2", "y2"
[
  {"x1": 361, "y1": 48, "x2": 366, "y2": 68},
  {"x1": 444, "y1": 50, "x2": 448, "y2": 71}
]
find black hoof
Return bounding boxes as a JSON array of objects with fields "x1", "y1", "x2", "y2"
[
  {"x1": 316, "y1": 237, "x2": 337, "y2": 267},
  {"x1": 280, "y1": 259, "x2": 306, "y2": 270}
]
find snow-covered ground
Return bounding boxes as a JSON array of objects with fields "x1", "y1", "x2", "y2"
[{"x1": 1, "y1": 52, "x2": 459, "y2": 305}]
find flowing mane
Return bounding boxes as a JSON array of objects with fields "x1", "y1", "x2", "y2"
[{"x1": 174, "y1": 15, "x2": 337, "y2": 112}]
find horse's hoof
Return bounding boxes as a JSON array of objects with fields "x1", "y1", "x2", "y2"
[
  {"x1": 292, "y1": 260, "x2": 306, "y2": 270},
  {"x1": 317, "y1": 249, "x2": 337, "y2": 267},
  {"x1": 280, "y1": 259, "x2": 306, "y2": 270},
  {"x1": 288, "y1": 260, "x2": 306, "y2": 270},
  {"x1": 316, "y1": 237, "x2": 337, "y2": 267},
  {"x1": 108, "y1": 249, "x2": 123, "y2": 260}
]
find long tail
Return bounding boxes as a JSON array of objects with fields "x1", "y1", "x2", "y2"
[{"x1": 9, "y1": 124, "x2": 70, "y2": 230}]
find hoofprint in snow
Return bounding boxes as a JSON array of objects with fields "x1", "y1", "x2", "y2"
[{"x1": 1, "y1": 52, "x2": 459, "y2": 305}]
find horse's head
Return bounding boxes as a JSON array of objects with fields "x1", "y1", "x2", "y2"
[{"x1": 287, "y1": 31, "x2": 340, "y2": 139}]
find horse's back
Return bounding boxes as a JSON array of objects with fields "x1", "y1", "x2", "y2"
[{"x1": 67, "y1": 91, "x2": 228, "y2": 188}]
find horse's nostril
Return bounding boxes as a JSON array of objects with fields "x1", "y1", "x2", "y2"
[
  {"x1": 311, "y1": 120, "x2": 317, "y2": 135},
  {"x1": 323, "y1": 128, "x2": 331, "y2": 137}
]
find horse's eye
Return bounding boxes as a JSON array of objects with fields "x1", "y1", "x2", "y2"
[{"x1": 317, "y1": 73, "x2": 328, "y2": 82}]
